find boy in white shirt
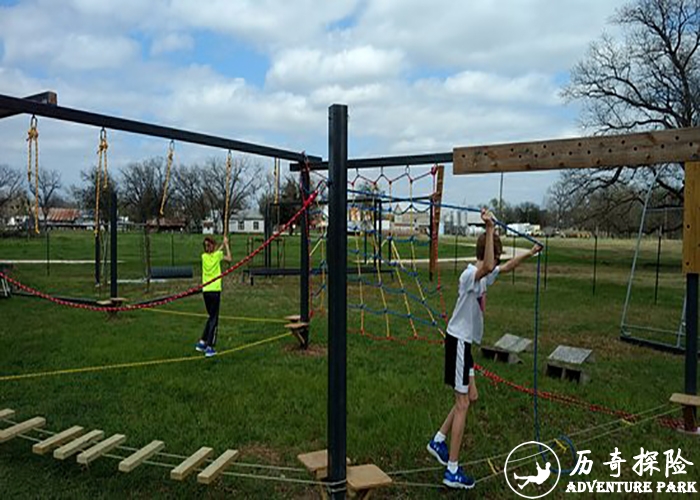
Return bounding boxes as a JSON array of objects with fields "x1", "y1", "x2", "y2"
[{"x1": 427, "y1": 209, "x2": 542, "y2": 489}]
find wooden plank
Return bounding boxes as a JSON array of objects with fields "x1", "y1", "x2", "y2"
[
  {"x1": 0, "y1": 409, "x2": 15, "y2": 420},
  {"x1": 453, "y1": 127, "x2": 700, "y2": 175},
  {"x1": 670, "y1": 393, "x2": 700, "y2": 407},
  {"x1": 298, "y1": 449, "x2": 330, "y2": 475},
  {"x1": 285, "y1": 322, "x2": 309, "y2": 329},
  {"x1": 430, "y1": 165, "x2": 444, "y2": 278},
  {"x1": 285, "y1": 314, "x2": 301, "y2": 322},
  {"x1": 346, "y1": 464, "x2": 392, "y2": 491},
  {"x1": 170, "y1": 446, "x2": 214, "y2": 481},
  {"x1": 77, "y1": 434, "x2": 126, "y2": 465},
  {"x1": 119, "y1": 440, "x2": 165, "y2": 473},
  {"x1": 197, "y1": 449, "x2": 239, "y2": 485},
  {"x1": 684, "y1": 162, "x2": 700, "y2": 273},
  {"x1": 53, "y1": 430, "x2": 104, "y2": 460},
  {"x1": 0, "y1": 417, "x2": 45, "y2": 443},
  {"x1": 33, "y1": 426, "x2": 85, "y2": 455}
]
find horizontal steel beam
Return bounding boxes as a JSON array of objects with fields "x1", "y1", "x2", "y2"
[
  {"x1": 290, "y1": 152, "x2": 452, "y2": 171},
  {"x1": 0, "y1": 93, "x2": 319, "y2": 163},
  {"x1": 0, "y1": 91, "x2": 57, "y2": 120}
]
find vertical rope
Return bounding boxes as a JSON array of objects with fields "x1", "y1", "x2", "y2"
[
  {"x1": 390, "y1": 240, "x2": 418, "y2": 338},
  {"x1": 26, "y1": 115, "x2": 40, "y2": 234},
  {"x1": 95, "y1": 128, "x2": 108, "y2": 236},
  {"x1": 159, "y1": 140, "x2": 175, "y2": 217}
]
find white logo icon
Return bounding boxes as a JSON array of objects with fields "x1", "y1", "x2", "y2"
[{"x1": 504, "y1": 441, "x2": 562, "y2": 499}]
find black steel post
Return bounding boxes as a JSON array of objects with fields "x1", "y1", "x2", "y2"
[
  {"x1": 686, "y1": 273, "x2": 698, "y2": 425},
  {"x1": 300, "y1": 168, "x2": 311, "y2": 347},
  {"x1": 512, "y1": 235, "x2": 516, "y2": 284},
  {"x1": 654, "y1": 229, "x2": 662, "y2": 304},
  {"x1": 592, "y1": 233, "x2": 598, "y2": 296},
  {"x1": 110, "y1": 191, "x2": 118, "y2": 299},
  {"x1": 327, "y1": 104, "x2": 348, "y2": 500},
  {"x1": 46, "y1": 228, "x2": 50, "y2": 276},
  {"x1": 544, "y1": 235, "x2": 549, "y2": 290},
  {"x1": 171, "y1": 233, "x2": 175, "y2": 266},
  {"x1": 264, "y1": 203, "x2": 272, "y2": 269},
  {"x1": 378, "y1": 201, "x2": 384, "y2": 269},
  {"x1": 429, "y1": 204, "x2": 434, "y2": 282},
  {"x1": 95, "y1": 232, "x2": 101, "y2": 286}
]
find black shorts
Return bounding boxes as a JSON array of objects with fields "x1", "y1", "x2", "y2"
[{"x1": 444, "y1": 335, "x2": 473, "y2": 394}]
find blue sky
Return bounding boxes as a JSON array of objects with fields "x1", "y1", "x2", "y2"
[{"x1": 0, "y1": 0, "x2": 629, "y2": 209}]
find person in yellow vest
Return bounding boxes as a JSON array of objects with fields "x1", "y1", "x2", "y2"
[{"x1": 195, "y1": 235, "x2": 232, "y2": 357}]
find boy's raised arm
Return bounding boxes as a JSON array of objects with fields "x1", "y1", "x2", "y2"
[
  {"x1": 474, "y1": 209, "x2": 496, "y2": 282},
  {"x1": 499, "y1": 243, "x2": 543, "y2": 273}
]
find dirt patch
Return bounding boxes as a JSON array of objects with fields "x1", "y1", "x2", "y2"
[
  {"x1": 284, "y1": 343, "x2": 327, "y2": 357},
  {"x1": 239, "y1": 442, "x2": 283, "y2": 464}
]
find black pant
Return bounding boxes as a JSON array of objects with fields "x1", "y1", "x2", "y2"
[{"x1": 201, "y1": 291, "x2": 220, "y2": 347}]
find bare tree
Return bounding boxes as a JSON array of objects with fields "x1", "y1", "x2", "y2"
[
  {"x1": 203, "y1": 156, "x2": 262, "y2": 231},
  {"x1": 562, "y1": 0, "x2": 700, "y2": 205},
  {"x1": 120, "y1": 157, "x2": 169, "y2": 224},
  {"x1": 28, "y1": 168, "x2": 62, "y2": 224},
  {"x1": 70, "y1": 166, "x2": 118, "y2": 226},
  {"x1": 172, "y1": 164, "x2": 210, "y2": 232},
  {"x1": 0, "y1": 164, "x2": 23, "y2": 213}
]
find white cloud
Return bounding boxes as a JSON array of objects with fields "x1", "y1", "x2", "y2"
[
  {"x1": 267, "y1": 46, "x2": 405, "y2": 91},
  {"x1": 151, "y1": 33, "x2": 194, "y2": 56}
]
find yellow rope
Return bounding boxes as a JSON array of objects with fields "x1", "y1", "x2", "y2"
[
  {"x1": 145, "y1": 308, "x2": 288, "y2": 323},
  {"x1": 95, "y1": 128, "x2": 108, "y2": 235},
  {"x1": 369, "y1": 231, "x2": 391, "y2": 337},
  {"x1": 352, "y1": 230, "x2": 366, "y2": 333},
  {"x1": 390, "y1": 240, "x2": 417, "y2": 338},
  {"x1": 0, "y1": 332, "x2": 291, "y2": 383},
  {"x1": 224, "y1": 150, "x2": 233, "y2": 236},
  {"x1": 26, "y1": 116, "x2": 40, "y2": 234},
  {"x1": 159, "y1": 140, "x2": 175, "y2": 216}
]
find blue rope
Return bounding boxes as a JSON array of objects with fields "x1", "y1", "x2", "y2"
[{"x1": 347, "y1": 187, "x2": 544, "y2": 246}]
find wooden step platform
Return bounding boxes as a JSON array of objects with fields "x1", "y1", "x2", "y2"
[
  {"x1": 33, "y1": 426, "x2": 85, "y2": 455},
  {"x1": 77, "y1": 434, "x2": 126, "y2": 465},
  {"x1": 171, "y1": 446, "x2": 214, "y2": 481},
  {"x1": 285, "y1": 314, "x2": 301, "y2": 322},
  {"x1": 298, "y1": 450, "x2": 389, "y2": 499},
  {"x1": 54, "y1": 430, "x2": 104, "y2": 460},
  {"x1": 347, "y1": 464, "x2": 392, "y2": 499},
  {"x1": 285, "y1": 322, "x2": 310, "y2": 349},
  {"x1": 0, "y1": 408, "x2": 16, "y2": 420},
  {"x1": 670, "y1": 393, "x2": 700, "y2": 435},
  {"x1": 197, "y1": 449, "x2": 239, "y2": 485},
  {"x1": 119, "y1": 440, "x2": 165, "y2": 473},
  {"x1": 0, "y1": 417, "x2": 45, "y2": 443}
]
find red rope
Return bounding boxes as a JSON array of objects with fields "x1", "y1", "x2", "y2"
[{"x1": 1, "y1": 190, "x2": 319, "y2": 313}]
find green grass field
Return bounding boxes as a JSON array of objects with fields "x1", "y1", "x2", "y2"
[{"x1": 0, "y1": 230, "x2": 696, "y2": 499}]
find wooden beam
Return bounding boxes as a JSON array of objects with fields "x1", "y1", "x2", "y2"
[
  {"x1": 0, "y1": 91, "x2": 57, "y2": 120},
  {"x1": 429, "y1": 165, "x2": 445, "y2": 279},
  {"x1": 53, "y1": 430, "x2": 104, "y2": 460},
  {"x1": 684, "y1": 162, "x2": 700, "y2": 274},
  {"x1": 0, "y1": 417, "x2": 45, "y2": 443},
  {"x1": 119, "y1": 440, "x2": 165, "y2": 473},
  {"x1": 33, "y1": 426, "x2": 85, "y2": 455},
  {"x1": 670, "y1": 392, "x2": 700, "y2": 406},
  {"x1": 77, "y1": 434, "x2": 126, "y2": 465},
  {"x1": 0, "y1": 409, "x2": 15, "y2": 420},
  {"x1": 197, "y1": 449, "x2": 239, "y2": 485},
  {"x1": 170, "y1": 446, "x2": 214, "y2": 481},
  {"x1": 453, "y1": 127, "x2": 700, "y2": 174}
]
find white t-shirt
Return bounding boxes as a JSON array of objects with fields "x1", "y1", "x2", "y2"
[{"x1": 446, "y1": 264, "x2": 500, "y2": 344}]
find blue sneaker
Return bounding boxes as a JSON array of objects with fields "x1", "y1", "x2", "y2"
[
  {"x1": 443, "y1": 466, "x2": 475, "y2": 490},
  {"x1": 195, "y1": 341, "x2": 207, "y2": 352},
  {"x1": 426, "y1": 439, "x2": 448, "y2": 466},
  {"x1": 204, "y1": 346, "x2": 217, "y2": 358}
]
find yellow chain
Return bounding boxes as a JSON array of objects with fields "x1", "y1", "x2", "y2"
[
  {"x1": 26, "y1": 116, "x2": 40, "y2": 234},
  {"x1": 224, "y1": 150, "x2": 233, "y2": 235},
  {"x1": 159, "y1": 140, "x2": 175, "y2": 216},
  {"x1": 95, "y1": 128, "x2": 108, "y2": 235}
]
